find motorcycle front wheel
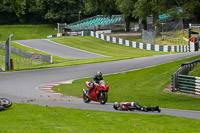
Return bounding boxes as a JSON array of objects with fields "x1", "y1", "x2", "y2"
[
  {"x1": 99, "y1": 92, "x2": 108, "y2": 104},
  {"x1": 0, "y1": 98, "x2": 12, "y2": 108},
  {"x1": 83, "y1": 90, "x2": 91, "y2": 103}
]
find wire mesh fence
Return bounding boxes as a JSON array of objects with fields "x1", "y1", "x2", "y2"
[
  {"x1": 0, "y1": 55, "x2": 44, "y2": 70},
  {"x1": 142, "y1": 29, "x2": 156, "y2": 44},
  {"x1": 0, "y1": 43, "x2": 52, "y2": 63}
]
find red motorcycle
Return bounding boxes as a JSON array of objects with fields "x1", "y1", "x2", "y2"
[{"x1": 82, "y1": 80, "x2": 109, "y2": 104}]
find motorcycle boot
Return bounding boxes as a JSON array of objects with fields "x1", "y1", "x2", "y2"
[
  {"x1": 87, "y1": 82, "x2": 94, "y2": 97},
  {"x1": 155, "y1": 106, "x2": 161, "y2": 113}
]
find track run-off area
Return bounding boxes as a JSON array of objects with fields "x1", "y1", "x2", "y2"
[{"x1": 1, "y1": 39, "x2": 200, "y2": 119}]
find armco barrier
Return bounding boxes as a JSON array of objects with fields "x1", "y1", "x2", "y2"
[
  {"x1": 89, "y1": 31, "x2": 194, "y2": 52},
  {"x1": 171, "y1": 58, "x2": 200, "y2": 95},
  {"x1": 0, "y1": 43, "x2": 52, "y2": 63},
  {"x1": 177, "y1": 75, "x2": 200, "y2": 95}
]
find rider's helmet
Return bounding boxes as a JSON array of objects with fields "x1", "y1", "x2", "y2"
[
  {"x1": 113, "y1": 102, "x2": 120, "y2": 110},
  {"x1": 96, "y1": 71, "x2": 102, "y2": 80}
]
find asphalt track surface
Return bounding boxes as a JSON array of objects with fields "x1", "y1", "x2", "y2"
[
  {"x1": 1, "y1": 48, "x2": 200, "y2": 119},
  {"x1": 14, "y1": 39, "x2": 106, "y2": 59}
]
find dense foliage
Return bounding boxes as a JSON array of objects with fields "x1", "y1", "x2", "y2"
[{"x1": 1, "y1": 0, "x2": 200, "y2": 27}]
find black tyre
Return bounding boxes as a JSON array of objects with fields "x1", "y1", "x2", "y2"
[
  {"x1": 83, "y1": 90, "x2": 91, "y2": 103},
  {"x1": 0, "y1": 106, "x2": 4, "y2": 111},
  {"x1": 99, "y1": 92, "x2": 108, "y2": 104},
  {"x1": 0, "y1": 98, "x2": 12, "y2": 108}
]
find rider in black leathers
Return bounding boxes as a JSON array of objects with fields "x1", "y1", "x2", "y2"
[
  {"x1": 113, "y1": 102, "x2": 161, "y2": 113},
  {"x1": 87, "y1": 71, "x2": 103, "y2": 96}
]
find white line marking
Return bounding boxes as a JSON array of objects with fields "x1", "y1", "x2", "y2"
[
  {"x1": 45, "y1": 39, "x2": 108, "y2": 57},
  {"x1": 13, "y1": 41, "x2": 55, "y2": 59}
]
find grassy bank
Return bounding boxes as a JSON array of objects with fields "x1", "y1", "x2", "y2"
[
  {"x1": 1, "y1": 36, "x2": 169, "y2": 71},
  {"x1": 123, "y1": 35, "x2": 187, "y2": 46},
  {"x1": 0, "y1": 24, "x2": 56, "y2": 41},
  {"x1": 0, "y1": 103, "x2": 200, "y2": 133},
  {"x1": 52, "y1": 56, "x2": 200, "y2": 111},
  {"x1": 12, "y1": 42, "x2": 71, "y2": 63},
  {"x1": 0, "y1": 48, "x2": 48, "y2": 70},
  {"x1": 189, "y1": 63, "x2": 200, "y2": 77}
]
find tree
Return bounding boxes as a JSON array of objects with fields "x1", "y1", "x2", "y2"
[
  {"x1": 29, "y1": 0, "x2": 84, "y2": 23},
  {"x1": 83, "y1": 0, "x2": 118, "y2": 15},
  {"x1": 0, "y1": 0, "x2": 18, "y2": 24},
  {"x1": 83, "y1": 0, "x2": 135, "y2": 31},
  {"x1": 133, "y1": 0, "x2": 178, "y2": 30},
  {"x1": 3, "y1": 0, "x2": 26, "y2": 17},
  {"x1": 181, "y1": 0, "x2": 200, "y2": 23},
  {"x1": 133, "y1": 0, "x2": 151, "y2": 30},
  {"x1": 116, "y1": 0, "x2": 136, "y2": 31}
]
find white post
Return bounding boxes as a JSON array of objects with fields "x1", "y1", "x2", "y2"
[
  {"x1": 57, "y1": 23, "x2": 59, "y2": 33},
  {"x1": 50, "y1": 55, "x2": 53, "y2": 64}
]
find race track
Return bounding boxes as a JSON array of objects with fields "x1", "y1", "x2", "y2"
[
  {"x1": 1, "y1": 49, "x2": 200, "y2": 119},
  {"x1": 14, "y1": 39, "x2": 106, "y2": 59}
]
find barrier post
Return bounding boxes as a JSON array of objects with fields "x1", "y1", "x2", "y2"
[{"x1": 5, "y1": 34, "x2": 13, "y2": 71}]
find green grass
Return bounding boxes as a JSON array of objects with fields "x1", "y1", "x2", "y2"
[
  {"x1": 9, "y1": 36, "x2": 169, "y2": 70},
  {"x1": 52, "y1": 56, "x2": 200, "y2": 111},
  {"x1": 0, "y1": 48, "x2": 48, "y2": 70},
  {"x1": 123, "y1": 35, "x2": 187, "y2": 46},
  {"x1": 0, "y1": 25, "x2": 177, "y2": 71},
  {"x1": 52, "y1": 36, "x2": 167, "y2": 59},
  {"x1": 12, "y1": 42, "x2": 71, "y2": 63},
  {"x1": 0, "y1": 103, "x2": 200, "y2": 133},
  {"x1": 189, "y1": 63, "x2": 200, "y2": 77},
  {"x1": 0, "y1": 24, "x2": 57, "y2": 41},
  {"x1": 1, "y1": 35, "x2": 171, "y2": 71}
]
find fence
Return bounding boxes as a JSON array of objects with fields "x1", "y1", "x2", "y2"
[
  {"x1": 89, "y1": 31, "x2": 194, "y2": 52},
  {"x1": 0, "y1": 43, "x2": 52, "y2": 63},
  {"x1": 0, "y1": 55, "x2": 44, "y2": 70},
  {"x1": 162, "y1": 36, "x2": 188, "y2": 45},
  {"x1": 171, "y1": 58, "x2": 200, "y2": 95},
  {"x1": 142, "y1": 30, "x2": 156, "y2": 44}
]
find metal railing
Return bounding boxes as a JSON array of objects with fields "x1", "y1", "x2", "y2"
[
  {"x1": 162, "y1": 36, "x2": 188, "y2": 45},
  {"x1": 0, "y1": 55, "x2": 44, "y2": 70},
  {"x1": 0, "y1": 43, "x2": 52, "y2": 63},
  {"x1": 171, "y1": 58, "x2": 200, "y2": 93}
]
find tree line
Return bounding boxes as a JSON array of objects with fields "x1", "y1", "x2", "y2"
[{"x1": 1, "y1": 0, "x2": 200, "y2": 31}]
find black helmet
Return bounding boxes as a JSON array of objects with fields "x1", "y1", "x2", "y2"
[
  {"x1": 96, "y1": 71, "x2": 102, "y2": 80},
  {"x1": 113, "y1": 102, "x2": 120, "y2": 110}
]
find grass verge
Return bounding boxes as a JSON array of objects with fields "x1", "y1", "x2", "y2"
[
  {"x1": 189, "y1": 63, "x2": 200, "y2": 77},
  {"x1": 0, "y1": 48, "x2": 48, "y2": 70},
  {"x1": 0, "y1": 24, "x2": 56, "y2": 41},
  {"x1": 123, "y1": 35, "x2": 187, "y2": 46},
  {"x1": 4, "y1": 36, "x2": 170, "y2": 71},
  {"x1": 12, "y1": 41, "x2": 71, "y2": 63},
  {"x1": 52, "y1": 56, "x2": 200, "y2": 111},
  {"x1": 0, "y1": 103, "x2": 200, "y2": 133}
]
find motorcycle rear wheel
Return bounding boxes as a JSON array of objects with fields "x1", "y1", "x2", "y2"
[
  {"x1": 99, "y1": 92, "x2": 108, "y2": 104},
  {"x1": 83, "y1": 90, "x2": 91, "y2": 103},
  {"x1": 0, "y1": 98, "x2": 12, "y2": 108}
]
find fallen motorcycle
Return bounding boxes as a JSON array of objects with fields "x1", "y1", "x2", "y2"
[
  {"x1": 0, "y1": 98, "x2": 12, "y2": 111},
  {"x1": 82, "y1": 80, "x2": 109, "y2": 104}
]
